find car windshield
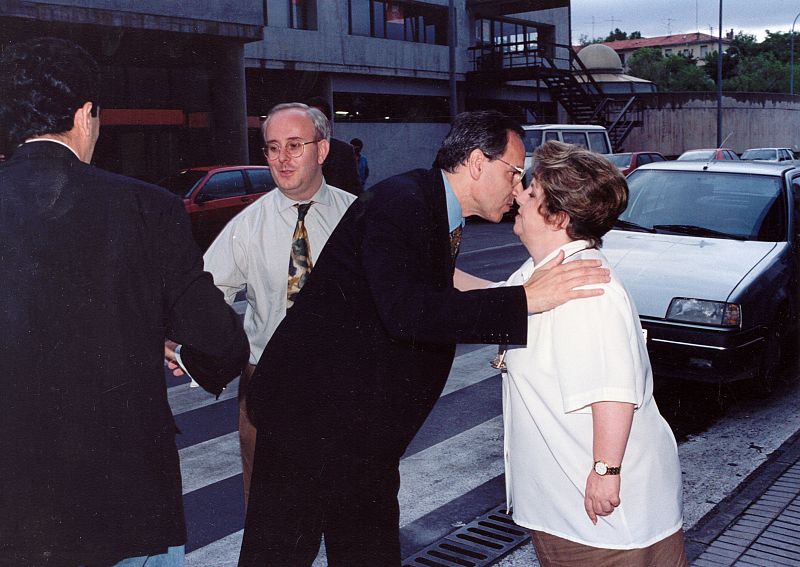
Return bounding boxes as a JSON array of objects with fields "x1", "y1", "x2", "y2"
[
  {"x1": 741, "y1": 149, "x2": 777, "y2": 161},
  {"x1": 678, "y1": 150, "x2": 715, "y2": 161},
  {"x1": 157, "y1": 170, "x2": 206, "y2": 197},
  {"x1": 608, "y1": 153, "x2": 632, "y2": 168},
  {"x1": 617, "y1": 169, "x2": 786, "y2": 242}
]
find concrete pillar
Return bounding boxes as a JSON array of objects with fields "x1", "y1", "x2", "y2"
[{"x1": 211, "y1": 42, "x2": 249, "y2": 165}]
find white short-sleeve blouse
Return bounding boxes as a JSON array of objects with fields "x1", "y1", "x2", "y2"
[{"x1": 501, "y1": 240, "x2": 683, "y2": 549}]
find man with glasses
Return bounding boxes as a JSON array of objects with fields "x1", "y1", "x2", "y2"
[
  {"x1": 240, "y1": 110, "x2": 611, "y2": 566},
  {"x1": 202, "y1": 103, "x2": 356, "y2": 504}
]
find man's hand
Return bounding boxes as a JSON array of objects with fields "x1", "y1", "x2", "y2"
[
  {"x1": 523, "y1": 251, "x2": 610, "y2": 313},
  {"x1": 584, "y1": 471, "x2": 621, "y2": 524},
  {"x1": 164, "y1": 339, "x2": 185, "y2": 377}
]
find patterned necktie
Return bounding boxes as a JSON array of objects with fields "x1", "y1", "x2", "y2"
[
  {"x1": 449, "y1": 224, "x2": 463, "y2": 262},
  {"x1": 287, "y1": 202, "x2": 313, "y2": 308}
]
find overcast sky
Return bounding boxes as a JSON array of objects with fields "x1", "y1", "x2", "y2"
[{"x1": 570, "y1": 0, "x2": 800, "y2": 43}]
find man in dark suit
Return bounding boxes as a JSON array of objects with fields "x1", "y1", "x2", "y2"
[
  {"x1": 0, "y1": 38, "x2": 249, "y2": 566},
  {"x1": 239, "y1": 111, "x2": 609, "y2": 566},
  {"x1": 307, "y1": 96, "x2": 363, "y2": 196}
]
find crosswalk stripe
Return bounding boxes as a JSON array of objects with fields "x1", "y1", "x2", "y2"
[
  {"x1": 399, "y1": 415, "x2": 504, "y2": 527},
  {"x1": 180, "y1": 432, "x2": 240, "y2": 495}
]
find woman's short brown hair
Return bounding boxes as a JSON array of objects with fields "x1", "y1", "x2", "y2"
[{"x1": 533, "y1": 140, "x2": 628, "y2": 248}]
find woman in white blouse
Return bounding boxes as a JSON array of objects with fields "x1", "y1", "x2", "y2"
[{"x1": 480, "y1": 141, "x2": 686, "y2": 566}]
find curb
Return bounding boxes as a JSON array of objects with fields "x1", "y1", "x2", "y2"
[{"x1": 684, "y1": 427, "x2": 800, "y2": 562}]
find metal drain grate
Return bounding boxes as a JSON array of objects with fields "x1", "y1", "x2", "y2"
[{"x1": 402, "y1": 505, "x2": 530, "y2": 567}]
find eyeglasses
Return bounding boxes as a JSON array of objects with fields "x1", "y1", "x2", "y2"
[
  {"x1": 263, "y1": 139, "x2": 318, "y2": 161},
  {"x1": 493, "y1": 156, "x2": 532, "y2": 188}
]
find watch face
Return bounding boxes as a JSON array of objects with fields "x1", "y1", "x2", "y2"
[{"x1": 594, "y1": 461, "x2": 608, "y2": 475}]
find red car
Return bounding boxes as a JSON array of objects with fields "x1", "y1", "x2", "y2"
[
  {"x1": 158, "y1": 165, "x2": 276, "y2": 249},
  {"x1": 677, "y1": 148, "x2": 740, "y2": 161},
  {"x1": 608, "y1": 152, "x2": 667, "y2": 176}
]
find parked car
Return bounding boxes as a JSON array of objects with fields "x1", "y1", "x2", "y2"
[
  {"x1": 740, "y1": 147, "x2": 796, "y2": 163},
  {"x1": 158, "y1": 165, "x2": 276, "y2": 249},
  {"x1": 522, "y1": 124, "x2": 612, "y2": 170},
  {"x1": 603, "y1": 160, "x2": 799, "y2": 387},
  {"x1": 607, "y1": 151, "x2": 667, "y2": 176},
  {"x1": 677, "y1": 148, "x2": 740, "y2": 161}
]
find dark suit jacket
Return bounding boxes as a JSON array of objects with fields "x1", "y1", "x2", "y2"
[
  {"x1": 323, "y1": 137, "x2": 363, "y2": 196},
  {"x1": 247, "y1": 167, "x2": 527, "y2": 460},
  {"x1": 0, "y1": 141, "x2": 249, "y2": 565}
]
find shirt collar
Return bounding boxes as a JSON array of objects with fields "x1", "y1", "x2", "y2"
[
  {"x1": 275, "y1": 179, "x2": 331, "y2": 212},
  {"x1": 440, "y1": 170, "x2": 464, "y2": 232},
  {"x1": 24, "y1": 138, "x2": 81, "y2": 160},
  {"x1": 533, "y1": 240, "x2": 592, "y2": 270}
]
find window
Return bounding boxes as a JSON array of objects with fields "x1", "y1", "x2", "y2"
[
  {"x1": 700, "y1": 45, "x2": 708, "y2": 57},
  {"x1": 637, "y1": 154, "x2": 652, "y2": 165},
  {"x1": 333, "y1": 92, "x2": 450, "y2": 122},
  {"x1": 349, "y1": 0, "x2": 447, "y2": 45},
  {"x1": 197, "y1": 171, "x2": 247, "y2": 201},
  {"x1": 562, "y1": 132, "x2": 588, "y2": 148},
  {"x1": 664, "y1": 48, "x2": 673, "y2": 55},
  {"x1": 587, "y1": 132, "x2": 610, "y2": 154},
  {"x1": 246, "y1": 169, "x2": 277, "y2": 193},
  {"x1": 265, "y1": 0, "x2": 317, "y2": 30}
]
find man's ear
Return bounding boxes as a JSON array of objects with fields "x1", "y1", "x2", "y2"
[
  {"x1": 467, "y1": 148, "x2": 484, "y2": 180},
  {"x1": 316, "y1": 138, "x2": 330, "y2": 165},
  {"x1": 73, "y1": 101, "x2": 94, "y2": 137}
]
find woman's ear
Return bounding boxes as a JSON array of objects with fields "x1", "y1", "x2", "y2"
[{"x1": 553, "y1": 211, "x2": 570, "y2": 230}]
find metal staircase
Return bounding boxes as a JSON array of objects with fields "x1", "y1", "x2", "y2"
[{"x1": 467, "y1": 40, "x2": 643, "y2": 151}]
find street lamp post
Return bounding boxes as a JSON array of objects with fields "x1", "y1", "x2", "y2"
[{"x1": 791, "y1": 11, "x2": 800, "y2": 96}]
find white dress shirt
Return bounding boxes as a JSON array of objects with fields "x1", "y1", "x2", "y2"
[
  {"x1": 499, "y1": 240, "x2": 683, "y2": 549},
  {"x1": 203, "y1": 180, "x2": 356, "y2": 365}
]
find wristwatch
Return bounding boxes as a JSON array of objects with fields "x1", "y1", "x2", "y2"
[{"x1": 593, "y1": 460, "x2": 621, "y2": 476}]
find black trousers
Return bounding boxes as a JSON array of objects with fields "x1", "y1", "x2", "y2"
[{"x1": 239, "y1": 446, "x2": 402, "y2": 567}]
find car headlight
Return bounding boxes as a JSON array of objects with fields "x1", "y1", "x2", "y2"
[{"x1": 666, "y1": 298, "x2": 741, "y2": 327}]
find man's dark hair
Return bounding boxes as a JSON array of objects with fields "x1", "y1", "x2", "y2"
[
  {"x1": 433, "y1": 111, "x2": 524, "y2": 172},
  {"x1": 0, "y1": 37, "x2": 100, "y2": 151},
  {"x1": 306, "y1": 96, "x2": 332, "y2": 120}
]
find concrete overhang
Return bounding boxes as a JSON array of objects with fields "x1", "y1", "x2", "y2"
[
  {"x1": 467, "y1": 0, "x2": 569, "y2": 18},
  {"x1": 0, "y1": 0, "x2": 264, "y2": 42}
]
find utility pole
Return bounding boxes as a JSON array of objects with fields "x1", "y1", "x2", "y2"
[
  {"x1": 448, "y1": 0, "x2": 457, "y2": 121},
  {"x1": 716, "y1": 0, "x2": 723, "y2": 147},
  {"x1": 791, "y1": 11, "x2": 800, "y2": 96}
]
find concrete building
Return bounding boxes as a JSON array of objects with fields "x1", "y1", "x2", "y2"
[
  {"x1": 601, "y1": 32, "x2": 731, "y2": 70},
  {"x1": 1, "y1": 0, "x2": 572, "y2": 185}
]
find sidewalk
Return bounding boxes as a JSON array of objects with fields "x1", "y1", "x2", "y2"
[{"x1": 686, "y1": 428, "x2": 800, "y2": 566}]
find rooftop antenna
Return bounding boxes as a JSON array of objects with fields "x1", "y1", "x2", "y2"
[
  {"x1": 605, "y1": 16, "x2": 622, "y2": 32},
  {"x1": 696, "y1": 0, "x2": 699, "y2": 32},
  {"x1": 666, "y1": 17, "x2": 676, "y2": 35}
]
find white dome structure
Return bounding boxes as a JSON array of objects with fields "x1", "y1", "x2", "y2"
[
  {"x1": 577, "y1": 44, "x2": 623, "y2": 73},
  {"x1": 576, "y1": 43, "x2": 655, "y2": 93}
]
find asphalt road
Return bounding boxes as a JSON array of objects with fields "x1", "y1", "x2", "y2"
[{"x1": 173, "y1": 218, "x2": 800, "y2": 565}]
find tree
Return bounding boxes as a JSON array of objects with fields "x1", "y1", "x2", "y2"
[
  {"x1": 628, "y1": 48, "x2": 714, "y2": 91},
  {"x1": 604, "y1": 28, "x2": 628, "y2": 42},
  {"x1": 724, "y1": 52, "x2": 789, "y2": 92}
]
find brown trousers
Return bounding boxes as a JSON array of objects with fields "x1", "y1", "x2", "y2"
[
  {"x1": 239, "y1": 363, "x2": 258, "y2": 509},
  {"x1": 532, "y1": 528, "x2": 689, "y2": 567}
]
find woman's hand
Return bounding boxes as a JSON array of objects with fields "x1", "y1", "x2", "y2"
[{"x1": 584, "y1": 472, "x2": 621, "y2": 524}]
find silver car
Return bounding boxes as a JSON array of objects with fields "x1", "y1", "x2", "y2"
[{"x1": 603, "y1": 160, "x2": 799, "y2": 386}]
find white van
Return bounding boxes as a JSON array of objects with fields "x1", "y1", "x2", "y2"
[{"x1": 522, "y1": 124, "x2": 613, "y2": 169}]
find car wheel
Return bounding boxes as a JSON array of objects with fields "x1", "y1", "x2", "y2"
[{"x1": 755, "y1": 306, "x2": 791, "y2": 395}]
